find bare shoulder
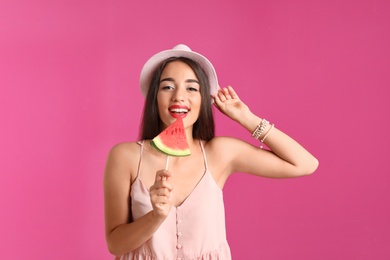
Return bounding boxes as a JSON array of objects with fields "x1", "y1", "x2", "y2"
[
  {"x1": 108, "y1": 141, "x2": 140, "y2": 158},
  {"x1": 105, "y1": 141, "x2": 142, "y2": 184}
]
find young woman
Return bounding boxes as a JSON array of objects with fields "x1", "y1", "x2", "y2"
[{"x1": 104, "y1": 44, "x2": 319, "y2": 259}]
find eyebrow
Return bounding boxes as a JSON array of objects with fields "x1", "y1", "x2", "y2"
[{"x1": 159, "y1": 78, "x2": 200, "y2": 84}]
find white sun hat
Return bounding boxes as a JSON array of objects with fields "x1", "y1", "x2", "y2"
[{"x1": 139, "y1": 44, "x2": 218, "y2": 98}]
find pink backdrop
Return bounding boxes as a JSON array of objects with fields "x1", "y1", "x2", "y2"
[{"x1": 1, "y1": 0, "x2": 389, "y2": 259}]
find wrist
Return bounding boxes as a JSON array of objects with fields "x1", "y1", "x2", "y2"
[
  {"x1": 238, "y1": 111, "x2": 261, "y2": 133},
  {"x1": 150, "y1": 209, "x2": 168, "y2": 223},
  {"x1": 250, "y1": 119, "x2": 275, "y2": 149}
]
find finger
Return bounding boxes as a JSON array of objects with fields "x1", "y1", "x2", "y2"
[
  {"x1": 151, "y1": 187, "x2": 171, "y2": 197},
  {"x1": 155, "y1": 170, "x2": 172, "y2": 182},
  {"x1": 218, "y1": 89, "x2": 227, "y2": 102},
  {"x1": 153, "y1": 197, "x2": 169, "y2": 209},
  {"x1": 227, "y1": 86, "x2": 239, "y2": 99},
  {"x1": 213, "y1": 92, "x2": 224, "y2": 107},
  {"x1": 151, "y1": 188, "x2": 172, "y2": 208},
  {"x1": 150, "y1": 179, "x2": 173, "y2": 192},
  {"x1": 223, "y1": 87, "x2": 232, "y2": 99},
  {"x1": 212, "y1": 90, "x2": 221, "y2": 101},
  {"x1": 159, "y1": 180, "x2": 173, "y2": 191},
  {"x1": 150, "y1": 191, "x2": 170, "y2": 210},
  {"x1": 156, "y1": 203, "x2": 165, "y2": 209}
]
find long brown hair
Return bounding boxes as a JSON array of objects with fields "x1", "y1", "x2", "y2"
[{"x1": 139, "y1": 57, "x2": 215, "y2": 141}]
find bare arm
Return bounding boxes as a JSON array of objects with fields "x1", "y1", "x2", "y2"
[
  {"x1": 212, "y1": 86, "x2": 319, "y2": 178},
  {"x1": 104, "y1": 143, "x2": 173, "y2": 256}
]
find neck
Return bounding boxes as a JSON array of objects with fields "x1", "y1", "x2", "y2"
[{"x1": 185, "y1": 127, "x2": 197, "y2": 144}]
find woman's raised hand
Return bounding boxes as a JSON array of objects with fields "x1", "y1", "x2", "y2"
[
  {"x1": 149, "y1": 170, "x2": 174, "y2": 219},
  {"x1": 212, "y1": 86, "x2": 250, "y2": 122}
]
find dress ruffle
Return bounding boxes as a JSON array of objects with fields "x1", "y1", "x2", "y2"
[{"x1": 117, "y1": 243, "x2": 231, "y2": 260}]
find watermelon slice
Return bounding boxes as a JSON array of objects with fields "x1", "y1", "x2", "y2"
[{"x1": 150, "y1": 118, "x2": 191, "y2": 156}]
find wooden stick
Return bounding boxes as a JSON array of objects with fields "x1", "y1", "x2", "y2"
[{"x1": 165, "y1": 155, "x2": 170, "y2": 170}]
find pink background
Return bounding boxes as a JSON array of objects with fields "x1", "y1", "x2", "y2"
[{"x1": 1, "y1": 0, "x2": 389, "y2": 259}]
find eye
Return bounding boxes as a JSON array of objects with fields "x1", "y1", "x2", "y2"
[
  {"x1": 187, "y1": 86, "x2": 199, "y2": 92},
  {"x1": 161, "y1": 85, "x2": 174, "y2": 90}
]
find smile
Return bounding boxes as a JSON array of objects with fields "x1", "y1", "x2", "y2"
[
  {"x1": 170, "y1": 108, "x2": 189, "y2": 113},
  {"x1": 169, "y1": 105, "x2": 190, "y2": 118}
]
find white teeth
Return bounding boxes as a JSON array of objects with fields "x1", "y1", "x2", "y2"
[{"x1": 170, "y1": 108, "x2": 188, "y2": 113}]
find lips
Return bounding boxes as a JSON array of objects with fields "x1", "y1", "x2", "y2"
[{"x1": 169, "y1": 105, "x2": 190, "y2": 118}]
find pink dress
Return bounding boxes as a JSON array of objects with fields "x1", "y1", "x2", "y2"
[{"x1": 118, "y1": 141, "x2": 231, "y2": 260}]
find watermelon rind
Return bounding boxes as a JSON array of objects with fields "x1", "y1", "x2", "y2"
[
  {"x1": 150, "y1": 118, "x2": 191, "y2": 157},
  {"x1": 151, "y1": 136, "x2": 191, "y2": 157}
]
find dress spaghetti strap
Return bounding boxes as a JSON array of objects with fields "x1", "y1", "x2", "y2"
[
  {"x1": 136, "y1": 140, "x2": 145, "y2": 179},
  {"x1": 199, "y1": 140, "x2": 209, "y2": 171}
]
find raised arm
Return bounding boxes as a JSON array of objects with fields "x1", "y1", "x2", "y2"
[
  {"x1": 212, "y1": 86, "x2": 319, "y2": 178},
  {"x1": 104, "y1": 143, "x2": 173, "y2": 256}
]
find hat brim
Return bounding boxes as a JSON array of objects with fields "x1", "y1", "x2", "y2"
[{"x1": 139, "y1": 45, "x2": 218, "y2": 98}]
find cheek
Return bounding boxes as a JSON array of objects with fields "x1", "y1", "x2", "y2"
[
  {"x1": 156, "y1": 100, "x2": 164, "y2": 118},
  {"x1": 196, "y1": 96, "x2": 202, "y2": 110},
  {"x1": 156, "y1": 94, "x2": 166, "y2": 108},
  {"x1": 191, "y1": 102, "x2": 201, "y2": 119}
]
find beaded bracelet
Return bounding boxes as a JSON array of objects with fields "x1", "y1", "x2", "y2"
[
  {"x1": 252, "y1": 119, "x2": 269, "y2": 140},
  {"x1": 259, "y1": 124, "x2": 275, "y2": 148},
  {"x1": 261, "y1": 124, "x2": 274, "y2": 143}
]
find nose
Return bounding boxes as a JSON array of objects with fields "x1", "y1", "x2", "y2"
[{"x1": 171, "y1": 87, "x2": 185, "y2": 102}]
